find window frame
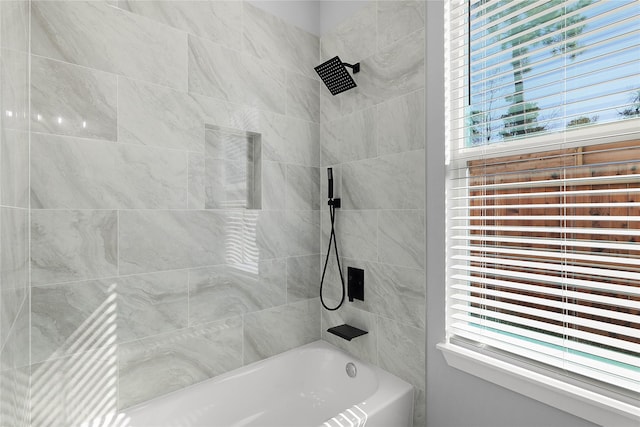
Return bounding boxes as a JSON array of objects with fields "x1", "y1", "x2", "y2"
[{"x1": 440, "y1": 1, "x2": 640, "y2": 424}]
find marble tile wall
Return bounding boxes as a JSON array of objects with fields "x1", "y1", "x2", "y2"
[
  {"x1": 26, "y1": 1, "x2": 321, "y2": 424},
  {"x1": 319, "y1": 2, "x2": 426, "y2": 427},
  {"x1": 0, "y1": 1, "x2": 31, "y2": 425}
]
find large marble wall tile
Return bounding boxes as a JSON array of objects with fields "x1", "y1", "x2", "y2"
[
  {"x1": 377, "y1": 1, "x2": 425, "y2": 49},
  {"x1": 0, "y1": 129, "x2": 28, "y2": 208},
  {"x1": 31, "y1": 280, "x2": 116, "y2": 363},
  {"x1": 188, "y1": 259, "x2": 286, "y2": 325},
  {"x1": 342, "y1": 29, "x2": 425, "y2": 115},
  {"x1": 0, "y1": 48, "x2": 28, "y2": 131},
  {"x1": 342, "y1": 150, "x2": 425, "y2": 210},
  {"x1": 118, "y1": 0, "x2": 242, "y2": 50},
  {"x1": 243, "y1": 299, "x2": 320, "y2": 364},
  {"x1": 321, "y1": 302, "x2": 377, "y2": 365},
  {"x1": 31, "y1": 56, "x2": 117, "y2": 140},
  {"x1": 31, "y1": 133, "x2": 188, "y2": 210},
  {"x1": 262, "y1": 161, "x2": 286, "y2": 211},
  {"x1": 118, "y1": 317, "x2": 242, "y2": 409},
  {"x1": 0, "y1": 1, "x2": 29, "y2": 52},
  {"x1": 345, "y1": 258, "x2": 425, "y2": 329},
  {"x1": 320, "y1": 121, "x2": 341, "y2": 167},
  {"x1": 0, "y1": 207, "x2": 28, "y2": 346},
  {"x1": 286, "y1": 165, "x2": 320, "y2": 211},
  {"x1": 117, "y1": 271, "x2": 189, "y2": 342},
  {"x1": 320, "y1": 86, "x2": 342, "y2": 123},
  {"x1": 0, "y1": 302, "x2": 30, "y2": 427},
  {"x1": 256, "y1": 211, "x2": 289, "y2": 260},
  {"x1": 378, "y1": 210, "x2": 425, "y2": 269},
  {"x1": 0, "y1": 207, "x2": 28, "y2": 288},
  {"x1": 243, "y1": 3, "x2": 319, "y2": 80},
  {"x1": 286, "y1": 210, "x2": 320, "y2": 257},
  {"x1": 261, "y1": 112, "x2": 320, "y2": 167},
  {"x1": 119, "y1": 210, "x2": 227, "y2": 274},
  {"x1": 188, "y1": 153, "x2": 206, "y2": 209},
  {"x1": 377, "y1": 316, "x2": 425, "y2": 391},
  {"x1": 286, "y1": 254, "x2": 320, "y2": 302},
  {"x1": 0, "y1": 285, "x2": 26, "y2": 356},
  {"x1": 188, "y1": 35, "x2": 285, "y2": 114},
  {"x1": 377, "y1": 89, "x2": 425, "y2": 155},
  {"x1": 30, "y1": 348, "x2": 117, "y2": 427},
  {"x1": 118, "y1": 77, "x2": 204, "y2": 152},
  {"x1": 31, "y1": 272, "x2": 188, "y2": 364},
  {"x1": 320, "y1": 1, "x2": 376, "y2": 63},
  {"x1": 31, "y1": 1, "x2": 187, "y2": 90},
  {"x1": 31, "y1": 210, "x2": 117, "y2": 286},
  {"x1": 323, "y1": 210, "x2": 377, "y2": 262},
  {"x1": 321, "y1": 107, "x2": 377, "y2": 166},
  {"x1": 286, "y1": 73, "x2": 320, "y2": 123}
]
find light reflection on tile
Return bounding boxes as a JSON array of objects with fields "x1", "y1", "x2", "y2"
[{"x1": 31, "y1": 56, "x2": 117, "y2": 140}]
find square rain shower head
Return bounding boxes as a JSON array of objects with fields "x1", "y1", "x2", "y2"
[{"x1": 315, "y1": 56, "x2": 359, "y2": 96}]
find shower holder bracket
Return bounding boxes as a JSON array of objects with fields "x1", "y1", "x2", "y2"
[
  {"x1": 328, "y1": 198, "x2": 341, "y2": 208},
  {"x1": 327, "y1": 324, "x2": 368, "y2": 341},
  {"x1": 343, "y1": 62, "x2": 360, "y2": 74}
]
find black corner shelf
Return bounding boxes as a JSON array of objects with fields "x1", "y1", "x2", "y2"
[{"x1": 327, "y1": 324, "x2": 368, "y2": 341}]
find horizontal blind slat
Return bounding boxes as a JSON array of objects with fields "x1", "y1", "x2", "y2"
[
  {"x1": 451, "y1": 264, "x2": 640, "y2": 296},
  {"x1": 451, "y1": 274, "x2": 640, "y2": 310},
  {"x1": 450, "y1": 235, "x2": 640, "y2": 253},
  {"x1": 451, "y1": 245, "x2": 640, "y2": 267},
  {"x1": 451, "y1": 284, "x2": 640, "y2": 324}
]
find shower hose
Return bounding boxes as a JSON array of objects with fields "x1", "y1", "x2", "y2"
[{"x1": 319, "y1": 200, "x2": 346, "y2": 311}]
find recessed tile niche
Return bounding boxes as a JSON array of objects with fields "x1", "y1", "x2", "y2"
[{"x1": 204, "y1": 125, "x2": 262, "y2": 210}]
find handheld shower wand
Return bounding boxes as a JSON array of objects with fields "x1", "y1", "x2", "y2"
[{"x1": 320, "y1": 168, "x2": 346, "y2": 311}]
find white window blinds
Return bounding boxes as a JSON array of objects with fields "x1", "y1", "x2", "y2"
[{"x1": 445, "y1": 0, "x2": 640, "y2": 396}]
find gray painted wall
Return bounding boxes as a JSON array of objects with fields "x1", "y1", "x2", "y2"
[{"x1": 425, "y1": 2, "x2": 598, "y2": 426}]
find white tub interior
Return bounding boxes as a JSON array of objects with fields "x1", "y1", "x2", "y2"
[{"x1": 120, "y1": 340, "x2": 413, "y2": 427}]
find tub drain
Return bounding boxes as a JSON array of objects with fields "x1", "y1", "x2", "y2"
[{"x1": 345, "y1": 362, "x2": 357, "y2": 378}]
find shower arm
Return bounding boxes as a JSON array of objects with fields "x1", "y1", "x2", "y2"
[{"x1": 342, "y1": 62, "x2": 360, "y2": 74}]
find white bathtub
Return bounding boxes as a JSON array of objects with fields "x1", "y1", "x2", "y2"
[{"x1": 122, "y1": 340, "x2": 414, "y2": 427}]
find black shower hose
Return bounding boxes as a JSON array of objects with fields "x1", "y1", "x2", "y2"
[{"x1": 319, "y1": 201, "x2": 346, "y2": 311}]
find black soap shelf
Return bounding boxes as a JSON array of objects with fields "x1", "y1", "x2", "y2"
[{"x1": 327, "y1": 324, "x2": 368, "y2": 341}]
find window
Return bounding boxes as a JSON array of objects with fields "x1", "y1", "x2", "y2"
[{"x1": 444, "y1": 0, "x2": 640, "y2": 420}]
